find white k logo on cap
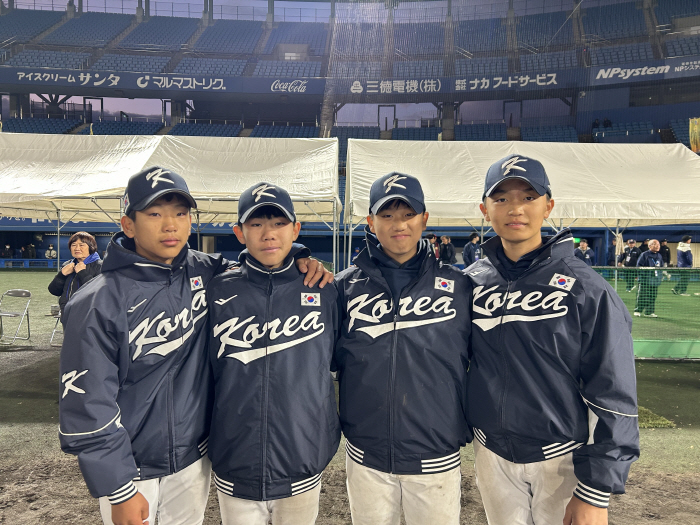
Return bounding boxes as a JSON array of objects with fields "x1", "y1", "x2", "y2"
[
  {"x1": 252, "y1": 184, "x2": 276, "y2": 202},
  {"x1": 501, "y1": 157, "x2": 527, "y2": 176},
  {"x1": 384, "y1": 174, "x2": 407, "y2": 193},
  {"x1": 145, "y1": 168, "x2": 174, "y2": 188}
]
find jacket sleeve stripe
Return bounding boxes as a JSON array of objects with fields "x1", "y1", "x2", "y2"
[
  {"x1": 58, "y1": 408, "x2": 121, "y2": 437},
  {"x1": 574, "y1": 482, "x2": 611, "y2": 508},
  {"x1": 108, "y1": 481, "x2": 138, "y2": 505},
  {"x1": 581, "y1": 396, "x2": 638, "y2": 418}
]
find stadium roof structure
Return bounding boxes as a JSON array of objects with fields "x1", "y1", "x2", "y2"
[
  {"x1": 0, "y1": 133, "x2": 342, "y2": 265},
  {"x1": 345, "y1": 139, "x2": 700, "y2": 259}
]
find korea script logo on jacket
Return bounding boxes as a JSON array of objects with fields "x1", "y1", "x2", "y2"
[
  {"x1": 213, "y1": 311, "x2": 326, "y2": 365},
  {"x1": 347, "y1": 292, "x2": 456, "y2": 339},
  {"x1": 128, "y1": 289, "x2": 208, "y2": 361}
]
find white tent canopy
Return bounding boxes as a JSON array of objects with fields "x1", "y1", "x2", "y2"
[
  {"x1": 0, "y1": 134, "x2": 340, "y2": 224},
  {"x1": 346, "y1": 140, "x2": 700, "y2": 229}
]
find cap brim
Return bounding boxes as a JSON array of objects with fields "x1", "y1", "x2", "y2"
[
  {"x1": 130, "y1": 189, "x2": 197, "y2": 213},
  {"x1": 370, "y1": 195, "x2": 425, "y2": 215},
  {"x1": 483, "y1": 176, "x2": 549, "y2": 199},
  {"x1": 239, "y1": 202, "x2": 296, "y2": 223}
]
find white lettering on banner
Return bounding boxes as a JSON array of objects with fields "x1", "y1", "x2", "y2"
[
  {"x1": 213, "y1": 311, "x2": 325, "y2": 364},
  {"x1": 129, "y1": 290, "x2": 208, "y2": 360},
  {"x1": 595, "y1": 65, "x2": 670, "y2": 80},
  {"x1": 472, "y1": 286, "x2": 568, "y2": 331},
  {"x1": 346, "y1": 293, "x2": 456, "y2": 338},
  {"x1": 270, "y1": 79, "x2": 308, "y2": 93}
]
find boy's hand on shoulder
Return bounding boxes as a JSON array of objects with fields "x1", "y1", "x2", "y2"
[
  {"x1": 563, "y1": 496, "x2": 607, "y2": 525},
  {"x1": 112, "y1": 491, "x2": 149, "y2": 525},
  {"x1": 296, "y1": 257, "x2": 334, "y2": 288}
]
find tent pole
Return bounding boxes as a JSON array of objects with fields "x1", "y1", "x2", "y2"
[
  {"x1": 196, "y1": 210, "x2": 201, "y2": 252},
  {"x1": 614, "y1": 219, "x2": 619, "y2": 292},
  {"x1": 480, "y1": 219, "x2": 484, "y2": 260},
  {"x1": 57, "y1": 210, "x2": 61, "y2": 266},
  {"x1": 332, "y1": 199, "x2": 337, "y2": 272}
]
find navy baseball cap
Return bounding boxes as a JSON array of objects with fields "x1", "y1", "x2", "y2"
[
  {"x1": 483, "y1": 154, "x2": 552, "y2": 200},
  {"x1": 123, "y1": 166, "x2": 196, "y2": 216},
  {"x1": 369, "y1": 172, "x2": 425, "y2": 215},
  {"x1": 238, "y1": 182, "x2": 296, "y2": 223}
]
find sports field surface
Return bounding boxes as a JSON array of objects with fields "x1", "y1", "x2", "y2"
[{"x1": 1, "y1": 271, "x2": 698, "y2": 524}]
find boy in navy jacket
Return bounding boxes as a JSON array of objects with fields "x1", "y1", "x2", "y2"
[
  {"x1": 59, "y1": 168, "x2": 331, "y2": 525},
  {"x1": 334, "y1": 173, "x2": 471, "y2": 525},
  {"x1": 465, "y1": 155, "x2": 639, "y2": 525},
  {"x1": 207, "y1": 183, "x2": 340, "y2": 525}
]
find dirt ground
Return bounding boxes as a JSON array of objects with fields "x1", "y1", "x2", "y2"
[{"x1": 1, "y1": 351, "x2": 699, "y2": 524}]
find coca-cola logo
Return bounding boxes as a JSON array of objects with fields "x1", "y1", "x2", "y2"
[{"x1": 270, "y1": 79, "x2": 308, "y2": 93}]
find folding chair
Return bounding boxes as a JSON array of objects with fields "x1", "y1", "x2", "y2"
[
  {"x1": 0, "y1": 289, "x2": 31, "y2": 345},
  {"x1": 49, "y1": 313, "x2": 63, "y2": 347}
]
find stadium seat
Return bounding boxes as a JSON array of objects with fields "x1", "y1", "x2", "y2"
[
  {"x1": 0, "y1": 9, "x2": 63, "y2": 44},
  {"x1": 394, "y1": 22, "x2": 445, "y2": 56},
  {"x1": 79, "y1": 121, "x2": 164, "y2": 135},
  {"x1": 582, "y1": 3, "x2": 647, "y2": 40},
  {"x1": 521, "y1": 126, "x2": 579, "y2": 143},
  {"x1": 40, "y1": 12, "x2": 133, "y2": 47},
  {"x1": 520, "y1": 50, "x2": 578, "y2": 71},
  {"x1": 249, "y1": 125, "x2": 319, "y2": 138},
  {"x1": 454, "y1": 123, "x2": 507, "y2": 141},
  {"x1": 333, "y1": 23, "x2": 385, "y2": 57},
  {"x1": 331, "y1": 126, "x2": 381, "y2": 166},
  {"x1": 666, "y1": 36, "x2": 700, "y2": 58},
  {"x1": 669, "y1": 119, "x2": 692, "y2": 147},
  {"x1": 393, "y1": 60, "x2": 443, "y2": 78},
  {"x1": 589, "y1": 43, "x2": 654, "y2": 66},
  {"x1": 328, "y1": 61, "x2": 383, "y2": 79},
  {"x1": 455, "y1": 57, "x2": 508, "y2": 76},
  {"x1": 118, "y1": 16, "x2": 199, "y2": 51},
  {"x1": 264, "y1": 22, "x2": 327, "y2": 55},
  {"x1": 194, "y1": 20, "x2": 263, "y2": 54},
  {"x1": 455, "y1": 18, "x2": 507, "y2": 54},
  {"x1": 655, "y1": 0, "x2": 700, "y2": 26},
  {"x1": 0, "y1": 117, "x2": 82, "y2": 134},
  {"x1": 5, "y1": 49, "x2": 91, "y2": 69},
  {"x1": 252, "y1": 60, "x2": 322, "y2": 77},
  {"x1": 92, "y1": 54, "x2": 170, "y2": 73},
  {"x1": 391, "y1": 128, "x2": 441, "y2": 141},
  {"x1": 173, "y1": 57, "x2": 247, "y2": 76},
  {"x1": 516, "y1": 12, "x2": 574, "y2": 49},
  {"x1": 168, "y1": 122, "x2": 243, "y2": 137}
]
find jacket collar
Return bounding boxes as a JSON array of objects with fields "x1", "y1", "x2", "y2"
[
  {"x1": 239, "y1": 244, "x2": 305, "y2": 288},
  {"x1": 102, "y1": 232, "x2": 190, "y2": 281},
  {"x1": 482, "y1": 229, "x2": 574, "y2": 279},
  {"x1": 354, "y1": 226, "x2": 435, "y2": 281}
]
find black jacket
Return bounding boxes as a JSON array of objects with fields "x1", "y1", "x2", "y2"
[
  {"x1": 659, "y1": 245, "x2": 671, "y2": 265},
  {"x1": 207, "y1": 247, "x2": 340, "y2": 501},
  {"x1": 619, "y1": 246, "x2": 641, "y2": 267},
  {"x1": 465, "y1": 230, "x2": 639, "y2": 509},
  {"x1": 48, "y1": 253, "x2": 103, "y2": 314},
  {"x1": 462, "y1": 242, "x2": 480, "y2": 266},
  {"x1": 59, "y1": 233, "x2": 227, "y2": 504},
  {"x1": 574, "y1": 247, "x2": 595, "y2": 266},
  {"x1": 334, "y1": 232, "x2": 471, "y2": 475},
  {"x1": 440, "y1": 242, "x2": 457, "y2": 264}
]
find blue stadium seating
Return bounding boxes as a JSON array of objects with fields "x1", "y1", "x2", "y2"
[
  {"x1": 454, "y1": 123, "x2": 506, "y2": 141},
  {"x1": 455, "y1": 19, "x2": 507, "y2": 54},
  {"x1": 669, "y1": 119, "x2": 691, "y2": 147},
  {"x1": 40, "y1": 12, "x2": 133, "y2": 47},
  {"x1": 119, "y1": 16, "x2": 199, "y2": 51},
  {"x1": 79, "y1": 120, "x2": 163, "y2": 135},
  {"x1": 520, "y1": 50, "x2": 578, "y2": 71},
  {"x1": 666, "y1": 36, "x2": 700, "y2": 58},
  {"x1": 655, "y1": 0, "x2": 700, "y2": 26},
  {"x1": 589, "y1": 42, "x2": 654, "y2": 66},
  {"x1": 391, "y1": 127, "x2": 441, "y2": 140},
  {"x1": 168, "y1": 122, "x2": 242, "y2": 137},
  {"x1": 394, "y1": 22, "x2": 445, "y2": 56},
  {"x1": 92, "y1": 54, "x2": 170, "y2": 73},
  {"x1": 250, "y1": 125, "x2": 319, "y2": 138},
  {"x1": 333, "y1": 23, "x2": 385, "y2": 57},
  {"x1": 592, "y1": 121, "x2": 656, "y2": 142},
  {"x1": 5, "y1": 49, "x2": 91, "y2": 69},
  {"x1": 193, "y1": 20, "x2": 262, "y2": 54},
  {"x1": 393, "y1": 60, "x2": 443, "y2": 78},
  {"x1": 516, "y1": 12, "x2": 574, "y2": 49},
  {"x1": 263, "y1": 22, "x2": 327, "y2": 55},
  {"x1": 455, "y1": 57, "x2": 508, "y2": 76},
  {"x1": 329, "y1": 61, "x2": 383, "y2": 78},
  {"x1": 521, "y1": 126, "x2": 578, "y2": 142},
  {"x1": 1, "y1": 117, "x2": 81, "y2": 134},
  {"x1": 582, "y1": 3, "x2": 648, "y2": 40},
  {"x1": 252, "y1": 60, "x2": 322, "y2": 77},
  {"x1": 331, "y1": 125, "x2": 380, "y2": 166},
  {"x1": 174, "y1": 57, "x2": 247, "y2": 76},
  {"x1": 0, "y1": 9, "x2": 64, "y2": 44}
]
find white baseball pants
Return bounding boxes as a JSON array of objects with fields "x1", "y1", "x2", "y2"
[
  {"x1": 217, "y1": 482, "x2": 322, "y2": 525},
  {"x1": 473, "y1": 440, "x2": 579, "y2": 525},
  {"x1": 99, "y1": 456, "x2": 211, "y2": 525},
  {"x1": 345, "y1": 453, "x2": 461, "y2": 525}
]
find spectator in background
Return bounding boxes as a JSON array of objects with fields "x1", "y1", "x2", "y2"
[
  {"x1": 603, "y1": 117, "x2": 612, "y2": 128},
  {"x1": 17, "y1": 246, "x2": 25, "y2": 259},
  {"x1": 462, "y1": 232, "x2": 480, "y2": 267},
  {"x1": 0, "y1": 244, "x2": 11, "y2": 258},
  {"x1": 672, "y1": 235, "x2": 693, "y2": 296},
  {"x1": 619, "y1": 239, "x2": 641, "y2": 292},
  {"x1": 574, "y1": 238, "x2": 595, "y2": 266},
  {"x1": 26, "y1": 243, "x2": 36, "y2": 259},
  {"x1": 45, "y1": 244, "x2": 58, "y2": 259},
  {"x1": 659, "y1": 239, "x2": 671, "y2": 267},
  {"x1": 426, "y1": 233, "x2": 440, "y2": 259},
  {"x1": 591, "y1": 119, "x2": 600, "y2": 132},
  {"x1": 351, "y1": 246, "x2": 360, "y2": 265},
  {"x1": 639, "y1": 239, "x2": 649, "y2": 254},
  {"x1": 48, "y1": 232, "x2": 102, "y2": 316},
  {"x1": 635, "y1": 239, "x2": 663, "y2": 318},
  {"x1": 607, "y1": 238, "x2": 618, "y2": 266},
  {"x1": 440, "y1": 235, "x2": 457, "y2": 265}
]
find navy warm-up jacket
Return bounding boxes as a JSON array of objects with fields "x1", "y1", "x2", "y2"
[
  {"x1": 465, "y1": 230, "x2": 639, "y2": 509},
  {"x1": 334, "y1": 233, "x2": 471, "y2": 476},
  {"x1": 207, "y1": 247, "x2": 341, "y2": 501}
]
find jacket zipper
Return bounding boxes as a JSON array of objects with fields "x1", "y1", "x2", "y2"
[
  {"x1": 260, "y1": 271, "x2": 273, "y2": 500},
  {"x1": 167, "y1": 269, "x2": 176, "y2": 473}
]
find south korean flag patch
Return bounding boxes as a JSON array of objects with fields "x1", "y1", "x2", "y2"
[
  {"x1": 190, "y1": 276, "x2": 204, "y2": 291},
  {"x1": 548, "y1": 273, "x2": 576, "y2": 292},
  {"x1": 434, "y1": 277, "x2": 454, "y2": 293},
  {"x1": 301, "y1": 293, "x2": 321, "y2": 306}
]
